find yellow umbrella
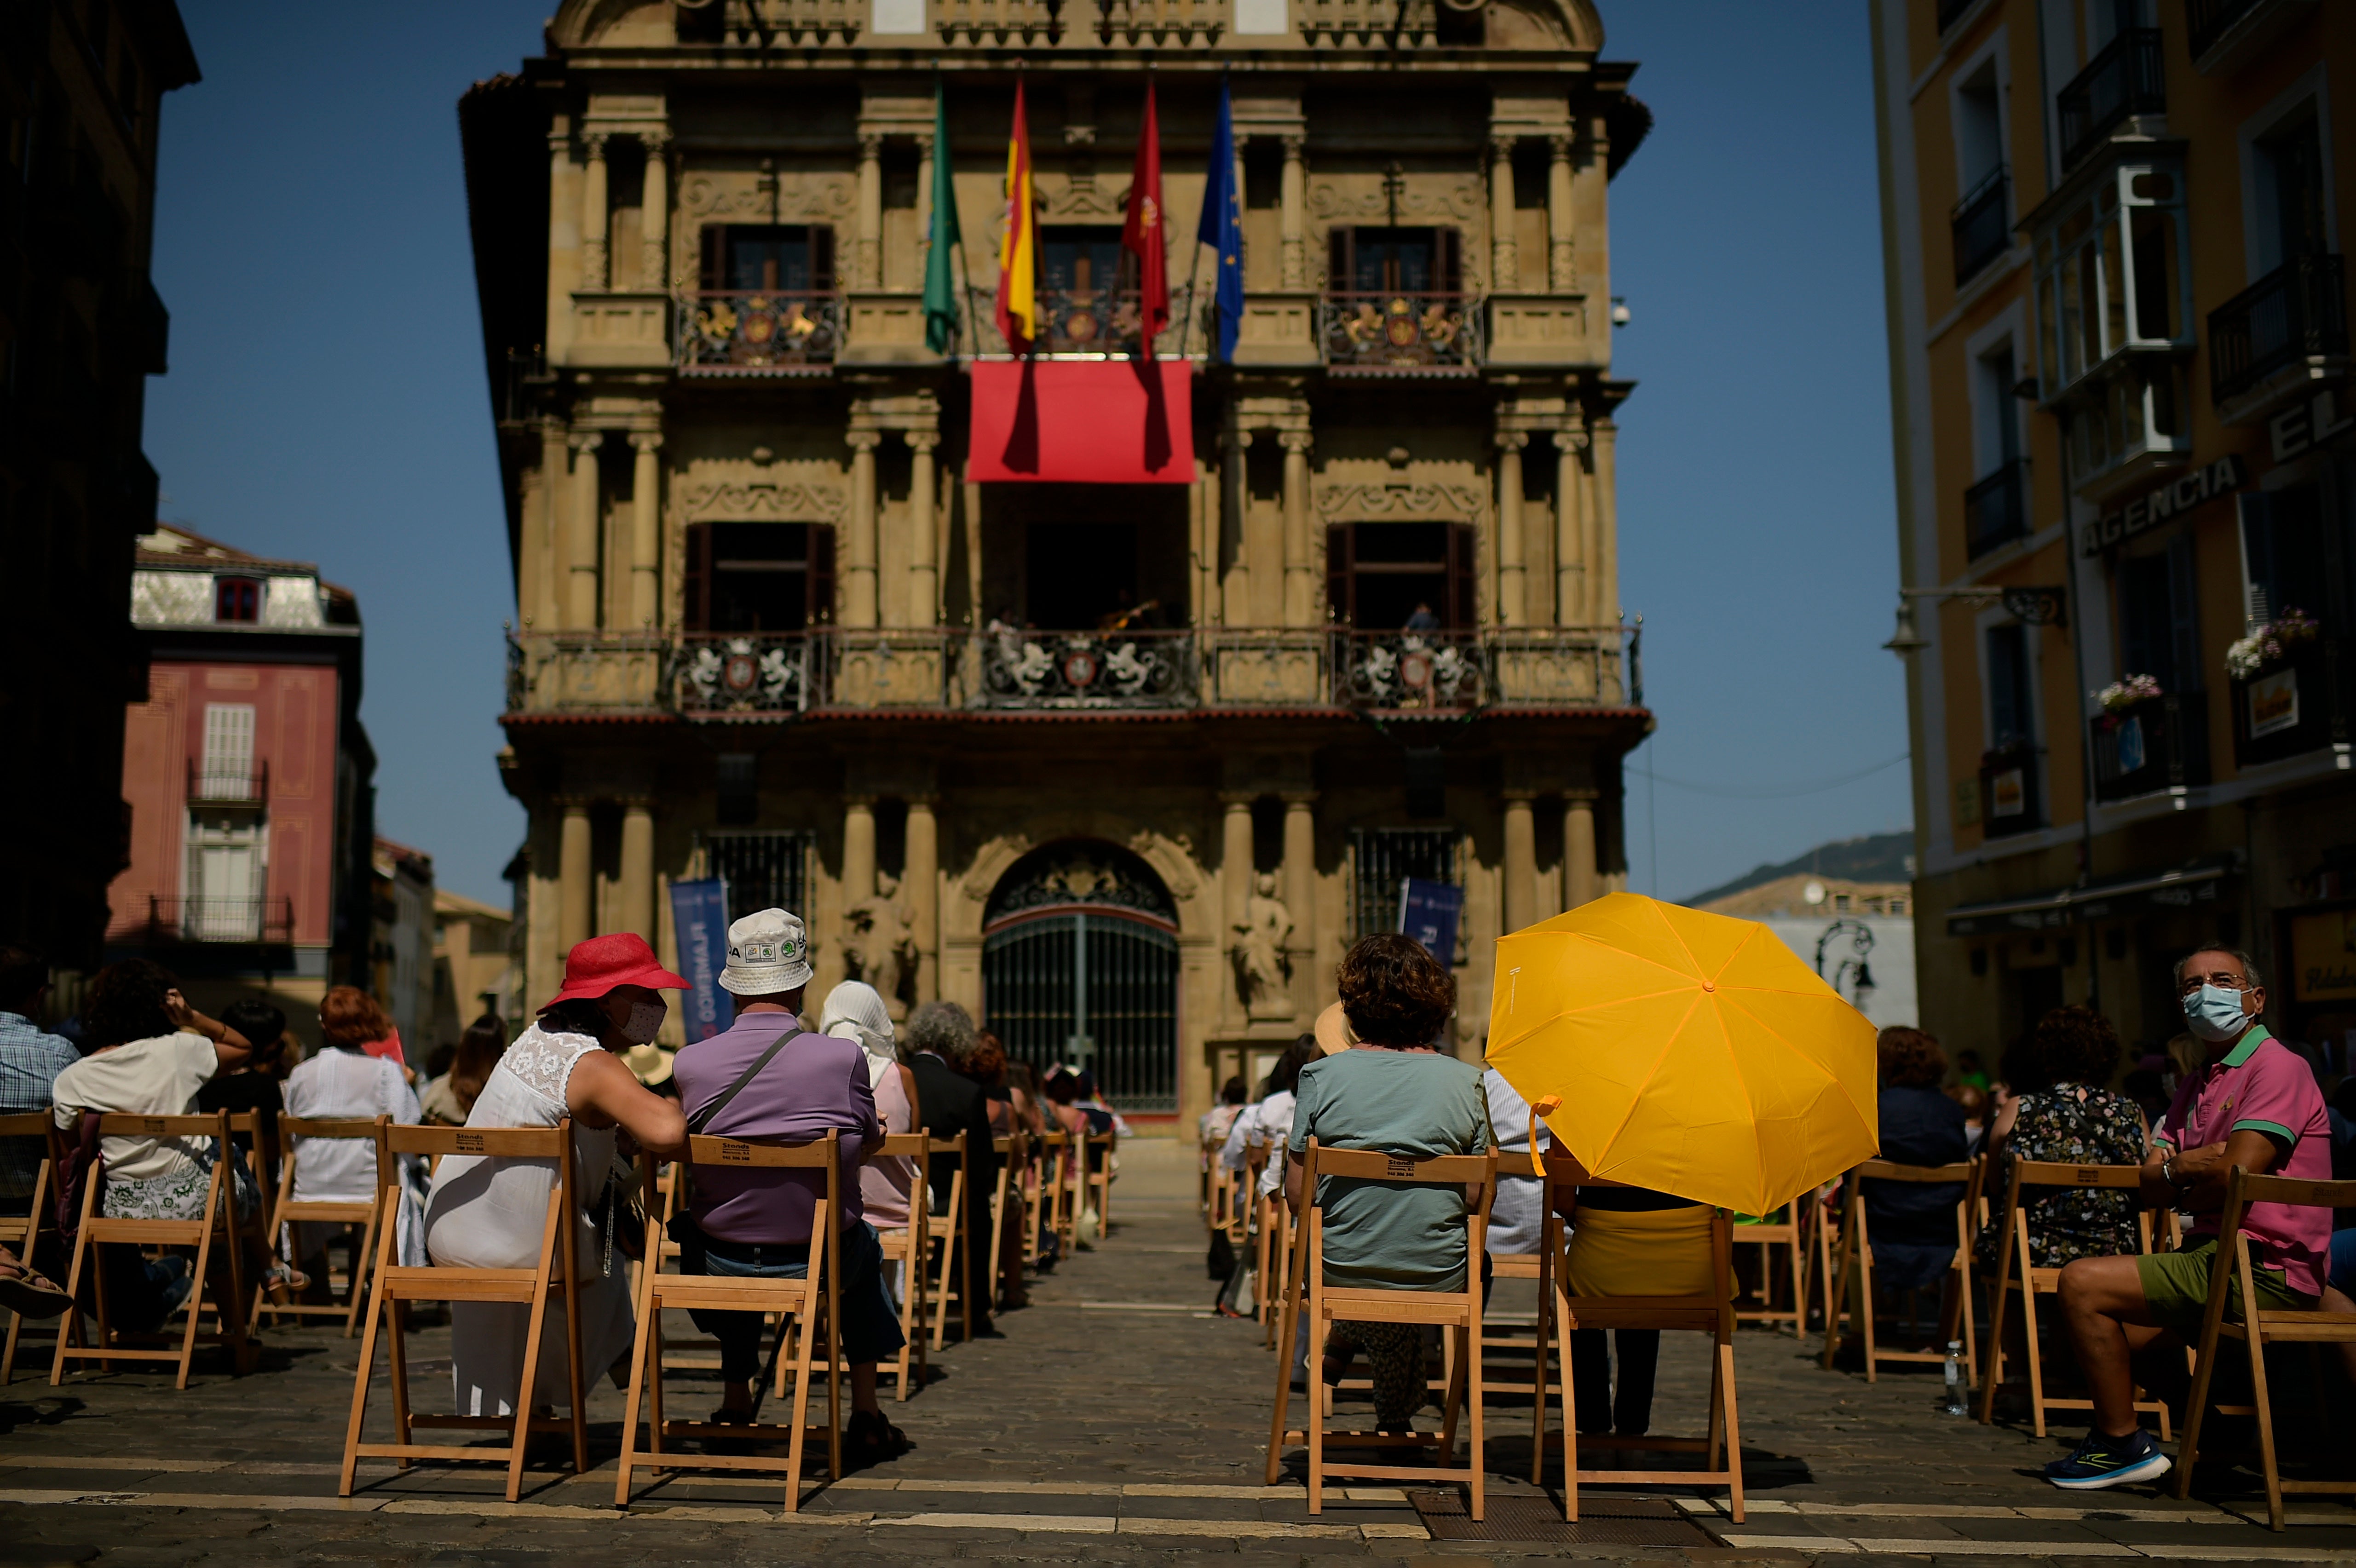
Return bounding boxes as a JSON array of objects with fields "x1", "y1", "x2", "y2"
[{"x1": 1487, "y1": 892, "x2": 1879, "y2": 1217}]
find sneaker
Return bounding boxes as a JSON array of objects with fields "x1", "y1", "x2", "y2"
[{"x1": 2044, "y1": 1427, "x2": 2172, "y2": 1490}]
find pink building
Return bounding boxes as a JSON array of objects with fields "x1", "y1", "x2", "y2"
[{"x1": 106, "y1": 526, "x2": 375, "y2": 1028}]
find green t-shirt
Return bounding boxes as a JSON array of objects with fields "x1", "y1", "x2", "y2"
[{"x1": 1289, "y1": 1049, "x2": 1491, "y2": 1290}]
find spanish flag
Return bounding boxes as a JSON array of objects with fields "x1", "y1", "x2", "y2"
[{"x1": 995, "y1": 81, "x2": 1038, "y2": 355}]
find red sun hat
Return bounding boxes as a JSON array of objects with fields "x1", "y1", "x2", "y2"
[{"x1": 543, "y1": 932, "x2": 690, "y2": 1009}]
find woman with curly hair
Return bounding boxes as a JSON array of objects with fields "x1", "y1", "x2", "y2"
[
  {"x1": 1974, "y1": 1005, "x2": 2148, "y2": 1271},
  {"x1": 1862, "y1": 1028, "x2": 1971, "y2": 1294}
]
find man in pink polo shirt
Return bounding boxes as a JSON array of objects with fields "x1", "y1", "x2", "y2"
[{"x1": 2046, "y1": 946, "x2": 2332, "y2": 1490}]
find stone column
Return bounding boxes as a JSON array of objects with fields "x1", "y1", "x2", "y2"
[
  {"x1": 533, "y1": 419, "x2": 568, "y2": 629},
  {"x1": 580, "y1": 133, "x2": 610, "y2": 291},
  {"x1": 1279, "y1": 429, "x2": 1313, "y2": 627},
  {"x1": 1564, "y1": 793, "x2": 1599, "y2": 910},
  {"x1": 1279, "y1": 132, "x2": 1307, "y2": 290},
  {"x1": 1555, "y1": 430, "x2": 1586, "y2": 626},
  {"x1": 1503, "y1": 792, "x2": 1537, "y2": 936},
  {"x1": 842, "y1": 797, "x2": 877, "y2": 907},
  {"x1": 639, "y1": 131, "x2": 669, "y2": 289},
  {"x1": 845, "y1": 429, "x2": 881, "y2": 627},
  {"x1": 906, "y1": 795, "x2": 939, "y2": 1002},
  {"x1": 856, "y1": 132, "x2": 885, "y2": 289},
  {"x1": 567, "y1": 431, "x2": 605, "y2": 629},
  {"x1": 1591, "y1": 417, "x2": 1619, "y2": 626},
  {"x1": 619, "y1": 798, "x2": 656, "y2": 941},
  {"x1": 1495, "y1": 431, "x2": 1527, "y2": 627},
  {"x1": 1220, "y1": 793, "x2": 1254, "y2": 1026},
  {"x1": 545, "y1": 130, "x2": 578, "y2": 355},
  {"x1": 559, "y1": 799, "x2": 594, "y2": 953},
  {"x1": 1547, "y1": 133, "x2": 1574, "y2": 292},
  {"x1": 1488, "y1": 134, "x2": 1517, "y2": 293},
  {"x1": 908, "y1": 431, "x2": 939, "y2": 627},
  {"x1": 1282, "y1": 793, "x2": 1316, "y2": 1015},
  {"x1": 629, "y1": 431, "x2": 663, "y2": 630}
]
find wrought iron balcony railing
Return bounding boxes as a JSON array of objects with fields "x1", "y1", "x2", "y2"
[
  {"x1": 959, "y1": 284, "x2": 1192, "y2": 357},
  {"x1": 2231, "y1": 633, "x2": 2350, "y2": 769},
  {"x1": 186, "y1": 759, "x2": 268, "y2": 806},
  {"x1": 1964, "y1": 459, "x2": 2030, "y2": 560},
  {"x1": 675, "y1": 632, "x2": 824, "y2": 714},
  {"x1": 2056, "y1": 29, "x2": 2166, "y2": 171},
  {"x1": 1951, "y1": 164, "x2": 2011, "y2": 287},
  {"x1": 2091, "y1": 690, "x2": 2210, "y2": 804},
  {"x1": 144, "y1": 895, "x2": 295, "y2": 945},
  {"x1": 1319, "y1": 293, "x2": 1481, "y2": 371},
  {"x1": 2209, "y1": 254, "x2": 2348, "y2": 407},
  {"x1": 1332, "y1": 630, "x2": 1489, "y2": 710},
  {"x1": 679, "y1": 290, "x2": 841, "y2": 373},
  {"x1": 977, "y1": 626, "x2": 1195, "y2": 709}
]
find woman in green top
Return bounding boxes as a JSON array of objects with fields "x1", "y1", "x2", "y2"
[{"x1": 1288, "y1": 934, "x2": 1489, "y2": 1432}]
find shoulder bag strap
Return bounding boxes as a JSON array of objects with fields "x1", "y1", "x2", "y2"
[{"x1": 687, "y1": 1029, "x2": 804, "y2": 1137}]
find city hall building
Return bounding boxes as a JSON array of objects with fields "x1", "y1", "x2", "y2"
[{"x1": 462, "y1": 0, "x2": 1651, "y2": 1122}]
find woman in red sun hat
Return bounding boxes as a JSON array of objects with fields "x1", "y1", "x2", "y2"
[{"x1": 423, "y1": 933, "x2": 689, "y2": 1420}]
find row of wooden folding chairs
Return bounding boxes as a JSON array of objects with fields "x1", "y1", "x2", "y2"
[{"x1": 1818, "y1": 1157, "x2": 1982, "y2": 1388}]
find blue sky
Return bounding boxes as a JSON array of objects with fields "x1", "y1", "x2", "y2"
[{"x1": 145, "y1": 0, "x2": 1908, "y2": 906}]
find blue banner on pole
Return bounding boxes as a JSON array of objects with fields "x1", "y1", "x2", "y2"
[
  {"x1": 1398, "y1": 877, "x2": 1463, "y2": 966},
  {"x1": 669, "y1": 878, "x2": 735, "y2": 1042}
]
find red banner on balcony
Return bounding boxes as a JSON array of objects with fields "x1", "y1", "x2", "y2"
[{"x1": 967, "y1": 360, "x2": 1192, "y2": 484}]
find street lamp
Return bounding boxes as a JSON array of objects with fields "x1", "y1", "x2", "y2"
[{"x1": 1883, "y1": 600, "x2": 1928, "y2": 656}]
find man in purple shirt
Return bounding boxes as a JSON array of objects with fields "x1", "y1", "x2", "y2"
[{"x1": 673, "y1": 908, "x2": 908, "y2": 1463}]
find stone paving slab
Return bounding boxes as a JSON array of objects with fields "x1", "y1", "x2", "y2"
[{"x1": 5, "y1": 1137, "x2": 2356, "y2": 1565}]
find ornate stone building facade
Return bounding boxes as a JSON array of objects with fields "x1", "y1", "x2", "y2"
[{"x1": 462, "y1": 0, "x2": 1652, "y2": 1120}]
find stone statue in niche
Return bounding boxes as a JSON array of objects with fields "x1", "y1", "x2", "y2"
[
  {"x1": 1231, "y1": 872, "x2": 1295, "y2": 1019},
  {"x1": 842, "y1": 871, "x2": 919, "y2": 1019}
]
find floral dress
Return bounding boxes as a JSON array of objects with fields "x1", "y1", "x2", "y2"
[{"x1": 1973, "y1": 1084, "x2": 2149, "y2": 1270}]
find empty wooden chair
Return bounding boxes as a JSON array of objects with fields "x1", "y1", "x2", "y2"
[
  {"x1": 1084, "y1": 1129, "x2": 1115, "y2": 1240},
  {"x1": 870, "y1": 1131, "x2": 930, "y2": 1401},
  {"x1": 2175, "y1": 1166, "x2": 2356, "y2": 1530},
  {"x1": 1531, "y1": 1174, "x2": 1747, "y2": 1524},
  {"x1": 1731, "y1": 1201, "x2": 1809, "y2": 1335},
  {"x1": 614, "y1": 1133, "x2": 843, "y2": 1512},
  {"x1": 253, "y1": 1114, "x2": 391, "y2": 1337},
  {"x1": 1819, "y1": 1157, "x2": 1981, "y2": 1384},
  {"x1": 1477, "y1": 1149, "x2": 1564, "y2": 1416},
  {"x1": 52, "y1": 1110, "x2": 261, "y2": 1390},
  {"x1": 1024, "y1": 1130, "x2": 1068, "y2": 1268},
  {"x1": 924, "y1": 1131, "x2": 971, "y2": 1349},
  {"x1": 0, "y1": 1111, "x2": 57, "y2": 1384},
  {"x1": 1265, "y1": 1137, "x2": 1499, "y2": 1520},
  {"x1": 1977, "y1": 1155, "x2": 2169, "y2": 1437},
  {"x1": 338, "y1": 1122, "x2": 586, "y2": 1503}
]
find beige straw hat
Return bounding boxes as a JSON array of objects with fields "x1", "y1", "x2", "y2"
[{"x1": 1313, "y1": 1000, "x2": 1359, "y2": 1055}]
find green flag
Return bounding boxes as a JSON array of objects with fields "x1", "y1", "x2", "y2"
[{"x1": 923, "y1": 84, "x2": 963, "y2": 356}]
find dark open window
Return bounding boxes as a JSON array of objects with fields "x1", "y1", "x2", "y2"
[
  {"x1": 1040, "y1": 225, "x2": 1132, "y2": 297},
  {"x1": 1986, "y1": 622, "x2": 2033, "y2": 747},
  {"x1": 697, "y1": 224, "x2": 837, "y2": 293},
  {"x1": 215, "y1": 576, "x2": 259, "y2": 623},
  {"x1": 1326, "y1": 226, "x2": 1462, "y2": 295},
  {"x1": 682, "y1": 523, "x2": 835, "y2": 632},
  {"x1": 1326, "y1": 523, "x2": 1476, "y2": 630},
  {"x1": 2118, "y1": 534, "x2": 2200, "y2": 691}
]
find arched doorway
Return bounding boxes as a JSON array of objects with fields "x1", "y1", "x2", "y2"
[{"x1": 982, "y1": 840, "x2": 1179, "y2": 1113}]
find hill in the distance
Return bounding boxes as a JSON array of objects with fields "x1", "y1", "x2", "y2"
[{"x1": 1685, "y1": 831, "x2": 1915, "y2": 908}]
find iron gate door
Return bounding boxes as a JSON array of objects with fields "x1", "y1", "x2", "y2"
[{"x1": 983, "y1": 910, "x2": 1179, "y2": 1113}]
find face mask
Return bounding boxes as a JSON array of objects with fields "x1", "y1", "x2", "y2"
[
  {"x1": 617, "y1": 999, "x2": 667, "y2": 1045},
  {"x1": 2182, "y1": 983, "x2": 2249, "y2": 1044}
]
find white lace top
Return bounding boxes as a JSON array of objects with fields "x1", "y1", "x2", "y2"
[{"x1": 422, "y1": 1025, "x2": 616, "y2": 1273}]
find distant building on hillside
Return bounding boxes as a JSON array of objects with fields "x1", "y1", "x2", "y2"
[
  {"x1": 1700, "y1": 874, "x2": 1911, "y2": 920},
  {"x1": 1699, "y1": 874, "x2": 1917, "y2": 1031},
  {"x1": 107, "y1": 525, "x2": 376, "y2": 1043}
]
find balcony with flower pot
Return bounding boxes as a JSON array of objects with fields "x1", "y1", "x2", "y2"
[
  {"x1": 2090, "y1": 677, "x2": 2209, "y2": 805},
  {"x1": 2228, "y1": 612, "x2": 2348, "y2": 768}
]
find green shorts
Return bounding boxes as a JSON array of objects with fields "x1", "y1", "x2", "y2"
[{"x1": 2136, "y1": 1239, "x2": 2317, "y2": 1336}]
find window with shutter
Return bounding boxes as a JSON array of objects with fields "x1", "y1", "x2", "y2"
[
  {"x1": 1327, "y1": 228, "x2": 1352, "y2": 293},
  {"x1": 689, "y1": 523, "x2": 817, "y2": 632},
  {"x1": 683, "y1": 522, "x2": 714, "y2": 631},
  {"x1": 1325, "y1": 524, "x2": 1355, "y2": 624},
  {"x1": 201, "y1": 704, "x2": 256, "y2": 798}
]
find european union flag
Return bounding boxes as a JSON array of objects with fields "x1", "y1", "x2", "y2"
[{"x1": 1198, "y1": 79, "x2": 1244, "y2": 363}]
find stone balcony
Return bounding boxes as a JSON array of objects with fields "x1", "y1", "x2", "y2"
[{"x1": 505, "y1": 626, "x2": 1635, "y2": 719}]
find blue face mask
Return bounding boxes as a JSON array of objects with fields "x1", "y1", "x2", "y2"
[{"x1": 2182, "y1": 983, "x2": 2250, "y2": 1044}]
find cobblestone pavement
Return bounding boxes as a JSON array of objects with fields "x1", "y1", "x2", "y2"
[{"x1": 5, "y1": 1138, "x2": 2356, "y2": 1566}]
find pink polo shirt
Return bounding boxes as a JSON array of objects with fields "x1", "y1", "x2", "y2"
[{"x1": 2154, "y1": 1027, "x2": 2332, "y2": 1297}]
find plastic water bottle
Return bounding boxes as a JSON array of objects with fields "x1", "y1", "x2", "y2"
[{"x1": 1942, "y1": 1341, "x2": 1967, "y2": 1416}]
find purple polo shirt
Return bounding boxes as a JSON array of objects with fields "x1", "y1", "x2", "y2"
[
  {"x1": 673, "y1": 1012, "x2": 878, "y2": 1246},
  {"x1": 2155, "y1": 1027, "x2": 2332, "y2": 1297}
]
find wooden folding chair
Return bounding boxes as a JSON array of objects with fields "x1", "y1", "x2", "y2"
[
  {"x1": 870, "y1": 1131, "x2": 930, "y2": 1400},
  {"x1": 1531, "y1": 1178, "x2": 1747, "y2": 1523},
  {"x1": 615, "y1": 1133, "x2": 843, "y2": 1511},
  {"x1": 988, "y1": 1130, "x2": 1029, "y2": 1308},
  {"x1": 0, "y1": 1111, "x2": 56, "y2": 1384},
  {"x1": 1024, "y1": 1130, "x2": 1065, "y2": 1268},
  {"x1": 1977, "y1": 1155, "x2": 2169, "y2": 1437},
  {"x1": 253, "y1": 1114, "x2": 391, "y2": 1338},
  {"x1": 1265, "y1": 1137, "x2": 1499, "y2": 1520},
  {"x1": 2174, "y1": 1167, "x2": 2356, "y2": 1530},
  {"x1": 1083, "y1": 1129, "x2": 1115, "y2": 1240},
  {"x1": 1477, "y1": 1150, "x2": 1566, "y2": 1416},
  {"x1": 1209, "y1": 1142, "x2": 1238, "y2": 1236},
  {"x1": 52, "y1": 1110, "x2": 260, "y2": 1390},
  {"x1": 339, "y1": 1122, "x2": 586, "y2": 1503},
  {"x1": 1732, "y1": 1201, "x2": 1809, "y2": 1334},
  {"x1": 1819, "y1": 1158, "x2": 1981, "y2": 1384},
  {"x1": 925, "y1": 1131, "x2": 971, "y2": 1350}
]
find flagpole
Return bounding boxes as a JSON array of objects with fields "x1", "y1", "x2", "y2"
[{"x1": 1179, "y1": 230, "x2": 1204, "y2": 361}]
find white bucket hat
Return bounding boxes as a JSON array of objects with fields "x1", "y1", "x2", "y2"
[{"x1": 719, "y1": 907, "x2": 814, "y2": 995}]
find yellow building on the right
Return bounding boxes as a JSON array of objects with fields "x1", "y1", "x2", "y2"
[{"x1": 1873, "y1": 0, "x2": 2356, "y2": 1064}]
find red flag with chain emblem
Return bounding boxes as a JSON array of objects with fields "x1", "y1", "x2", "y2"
[{"x1": 1120, "y1": 82, "x2": 1169, "y2": 359}]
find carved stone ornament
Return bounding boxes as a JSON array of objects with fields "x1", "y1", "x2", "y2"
[
  {"x1": 984, "y1": 839, "x2": 1179, "y2": 927},
  {"x1": 679, "y1": 171, "x2": 853, "y2": 222},
  {"x1": 1314, "y1": 481, "x2": 1485, "y2": 524},
  {"x1": 1038, "y1": 173, "x2": 1125, "y2": 220},
  {"x1": 1306, "y1": 174, "x2": 1482, "y2": 223},
  {"x1": 675, "y1": 476, "x2": 848, "y2": 524}
]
